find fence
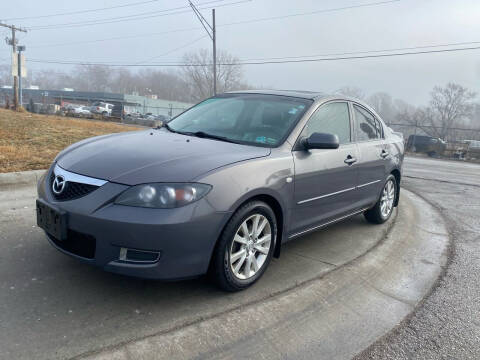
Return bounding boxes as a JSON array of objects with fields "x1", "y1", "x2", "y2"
[
  {"x1": 0, "y1": 88, "x2": 192, "y2": 118},
  {"x1": 387, "y1": 122, "x2": 480, "y2": 142},
  {"x1": 387, "y1": 122, "x2": 480, "y2": 160}
]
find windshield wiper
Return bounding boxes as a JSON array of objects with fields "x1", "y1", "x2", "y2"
[
  {"x1": 187, "y1": 131, "x2": 240, "y2": 144},
  {"x1": 163, "y1": 125, "x2": 239, "y2": 144}
]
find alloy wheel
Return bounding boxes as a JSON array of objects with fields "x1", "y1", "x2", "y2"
[
  {"x1": 380, "y1": 179, "x2": 395, "y2": 218},
  {"x1": 228, "y1": 214, "x2": 272, "y2": 280}
]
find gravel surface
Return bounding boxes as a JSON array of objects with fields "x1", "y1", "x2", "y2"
[{"x1": 356, "y1": 157, "x2": 480, "y2": 360}]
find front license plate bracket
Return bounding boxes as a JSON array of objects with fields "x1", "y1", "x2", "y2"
[{"x1": 36, "y1": 199, "x2": 68, "y2": 240}]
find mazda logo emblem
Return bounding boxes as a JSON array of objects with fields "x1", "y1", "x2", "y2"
[{"x1": 52, "y1": 175, "x2": 66, "y2": 194}]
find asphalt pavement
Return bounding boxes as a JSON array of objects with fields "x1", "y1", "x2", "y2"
[
  {"x1": 0, "y1": 179, "x2": 393, "y2": 360},
  {"x1": 0, "y1": 156, "x2": 468, "y2": 359},
  {"x1": 357, "y1": 156, "x2": 480, "y2": 359}
]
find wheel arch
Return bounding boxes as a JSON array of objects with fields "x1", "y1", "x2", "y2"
[
  {"x1": 390, "y1": 168, "x2": 401, "y2": 207},
  {"x1": 210, "y1": 191, "x2": 286, "y2": 270}
]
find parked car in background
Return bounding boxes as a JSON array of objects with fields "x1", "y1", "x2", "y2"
[
  {"x1": 111, "y1": 104, "x2": 126, "y2": 119},
  {"x1": 407, "y1": 135, "x2": 446, "y2": 157},
  {"x1": 155, "y1": 114, "x2": 170, "y2": 123},
  {"x1": 91, "y1": 102, "x2": 114, "y2": 116},
  {"x1": 143, "y1": 113, "x2": 156, "y2": 120},
  {"x1": 125, "y1": 112, "x2": 142, "y2": 120},
  {"x1": 36, "y1": 90, "x2": 404, "y2": 291},
  {"x1": 465, "y1": 140, "x2": 480, "y2": 159},
  {"x1": 72, "y1": 106, "x2": 92, "y2": 118}
]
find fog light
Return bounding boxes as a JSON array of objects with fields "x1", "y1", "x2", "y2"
[{"x1": 119, "y1": 247, "x2": 160, "y2": 263}]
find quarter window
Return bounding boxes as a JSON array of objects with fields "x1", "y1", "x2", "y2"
[
  {"x1": 301, "y1": 102, "x2": 351, "y2": 144},
  {"x1": 354, "y1": 105, "x2": 381, "y2": 141}
]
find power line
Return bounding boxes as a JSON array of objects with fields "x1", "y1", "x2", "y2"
[
  {"x1": 231, "y1": 46, "x2": 480, "y2": 65},
  {"x1": 136, "y1": 35, "x2": 209, "y2": 64},
  {"x1": 27, "y1": 0, "x2": 245, "y2": 30},
  {"x1": 217, "y1": 0, "x2": 401, "y2": 28},
  {"x1": 27, "y1": 45, "x2": 480, "y2": 67},
  {"x1": 238, "y1": 40, "x2": 480, "y2": 62},
  {"x1": 26, "y1": 0, "x2": 397, "y2": 30},
  {"x1": 27, "y1": 0, "x2": 402, "y2": 46},
  {"x1": 30, "y1": 40, "x2": 480, "y2": 65},
  {"x1": 112, "y1": 39, "x2": 480, "y2": 64},
  {"x1": 28, "y1": 27, "x2": 201, "y2": 49},
  {"x1": 3, "y1": 0, "x2": 162, "y2": 21}
]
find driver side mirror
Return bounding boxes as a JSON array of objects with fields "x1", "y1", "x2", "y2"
[{"x1": 302, "y1": 132, "x2": 340, "y2": 150}]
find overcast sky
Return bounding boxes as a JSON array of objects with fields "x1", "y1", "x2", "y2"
[{"x1": 1, "y1": 0, "x2": 479, "y2": 105}]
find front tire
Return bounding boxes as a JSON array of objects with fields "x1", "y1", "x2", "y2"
[
  {"x1": 211, "y1": 201, "x2": 276, "y2": 292},
  {"x1": 364, "y1": 175, "x2": 397, "y2": 224}
]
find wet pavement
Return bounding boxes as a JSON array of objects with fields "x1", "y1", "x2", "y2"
[{"x1": 357, "y1": 156, "x2": 480, "y2": 360}]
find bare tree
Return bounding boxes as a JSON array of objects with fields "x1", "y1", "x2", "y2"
[
  {"x1": 0, "y1": 64, "x2": 11, "y2": 86},
  {"x1": 181, "y1": 49, "x2": 247, "y2": 101},
  {"x1": 428, "y1": 83, "x2": 476, "y2": 139},
  {"x1": 335, "y1": 86, "x2": 365, "y2": 100},
  {"x1": 395, "y1": 83, "x2": 476, "y2": 141},
  {"x1": 72, "y1": 65, "x2": 112, "y2": 92},
  {"x1": 368, "y1": 92, "x2": 395, "y2": 123}
]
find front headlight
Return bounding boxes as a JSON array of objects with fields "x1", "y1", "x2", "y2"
[{"x1": 114, "y1": 183, "x2": 212, "y2": 208}]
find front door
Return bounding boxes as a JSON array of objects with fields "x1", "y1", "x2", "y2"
[{"x1": 291, "y1": 101, "x2": 361, "y2": 236}]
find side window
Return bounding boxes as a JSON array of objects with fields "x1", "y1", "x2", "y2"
[
  {"x1": 354, "y1": 105, "x2": 380, "y2": 141},
  {"x1": 301, "y1": 102, "x2": 351, "y2": 144}
]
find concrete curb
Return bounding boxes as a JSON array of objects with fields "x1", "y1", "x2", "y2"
[
  {"x1": 77, "y1": 190, "x2": 450, "y2": 360},
  {"x1": 0, "y1": 169, "x2": 46, "y2": 187}
]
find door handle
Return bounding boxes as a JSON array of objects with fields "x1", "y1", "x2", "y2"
[
  {"x1": 380, "y1": 150, "x2": 389, "y2": 158},
  {"x1": 344, "y1": 155, "x2": 357, "y2": 165}
]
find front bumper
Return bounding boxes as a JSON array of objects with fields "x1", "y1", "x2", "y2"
[{"x1": 38, "y1": 169, "x2": 231, "y2": 280}]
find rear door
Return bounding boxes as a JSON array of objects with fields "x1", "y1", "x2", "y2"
[
  {"x1": 291, "y1": 101, "x2": 361, "y2": 236},
  {"x1": 352, "y1": 103, "x2": 387, "y2": 207}
]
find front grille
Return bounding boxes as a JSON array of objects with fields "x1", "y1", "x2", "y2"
[
  {"x1": 50, "y1": 173, "x2": 99, "y2": 201},
  {"x1": 48, "y1": 229, "x2": 96, "y2": 259}
]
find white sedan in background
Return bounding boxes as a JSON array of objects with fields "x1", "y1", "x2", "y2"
[{"x1": 73, "y1": 106, "x2": 92, "y2": 118}]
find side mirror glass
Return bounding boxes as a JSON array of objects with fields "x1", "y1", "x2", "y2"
[{"x1": 302, "y1": 132, "x2": 340, "y2": 150}]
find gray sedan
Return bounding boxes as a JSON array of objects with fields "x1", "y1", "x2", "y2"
[{"x1": 36, "y1": 90, "x2": 404, "y2": 291}]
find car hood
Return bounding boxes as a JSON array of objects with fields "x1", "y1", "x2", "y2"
[{"x1": 56, "y1": 129, "x2": 270, "y2": 185}]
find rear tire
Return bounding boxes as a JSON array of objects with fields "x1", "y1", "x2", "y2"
[
  {"x1": 211, "y1": 201, "x2": 276, "y2": 292},
  {"x1": 364, "y1": 175, "x2": 397, "y2": 224}
]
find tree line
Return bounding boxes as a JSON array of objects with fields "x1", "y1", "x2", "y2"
[
  {"x1": 337, "y1": 84, "x2": 480, "y2": 141},
  {"x1": 1, "y1": 48, "x2": 478, "y2": 140},
  {"x1": 0, "y1": 49, "x2": 248, "y2": 103}
]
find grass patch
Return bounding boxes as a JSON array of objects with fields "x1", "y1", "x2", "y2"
[{"x1": 0, "y1": 109, "x2": 141, "y2": 173}]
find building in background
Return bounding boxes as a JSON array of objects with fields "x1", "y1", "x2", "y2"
[{"x1": 0, "y1": 87, "x2": 193, "y2": 118}]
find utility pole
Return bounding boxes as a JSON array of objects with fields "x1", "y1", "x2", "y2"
[
  {"x1": 188, "y1": 1, "x2": 217, "y2": 96},
  {"x1": 17, "y1": 45, "x2": 26, "y2": 107},
  {"x1": 212, "y1": 9, "x2": 216, "y2": 96},
  {"x1": 1, "y1": 22, "x2": 27, "y2": 110}
]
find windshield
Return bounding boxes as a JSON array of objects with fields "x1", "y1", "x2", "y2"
[{"x1": 167, "y1": 94, "x2": 312, "y2": 147}]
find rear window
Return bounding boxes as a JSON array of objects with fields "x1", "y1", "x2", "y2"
[{"x1": 354, "y1": 105, "x2": 381, "y2": 141}]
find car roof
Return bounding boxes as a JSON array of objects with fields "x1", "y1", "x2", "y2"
[
  {"x1": 226, "y1": 89, "x2": 328, "y2": 100},
  {"x1": 225, "y1": 89, "x2": 366, "y2": 103},
  {"x1": 223, "y1": 89, "x2": 387, "y2": 122}
]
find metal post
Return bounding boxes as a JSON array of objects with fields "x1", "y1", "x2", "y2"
[
  {"x1": 188, "y1": 2, "x2": 217, "y2": 97},
  {"x1": 18, "y1": 51, "x2": 22, "y2": 107},
  {"x1": 212, "y1": 9, "x2": 216, "y2": 96},
  {"x1": 12, "y1": 29, "x2": 18, "y2": 109}
]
